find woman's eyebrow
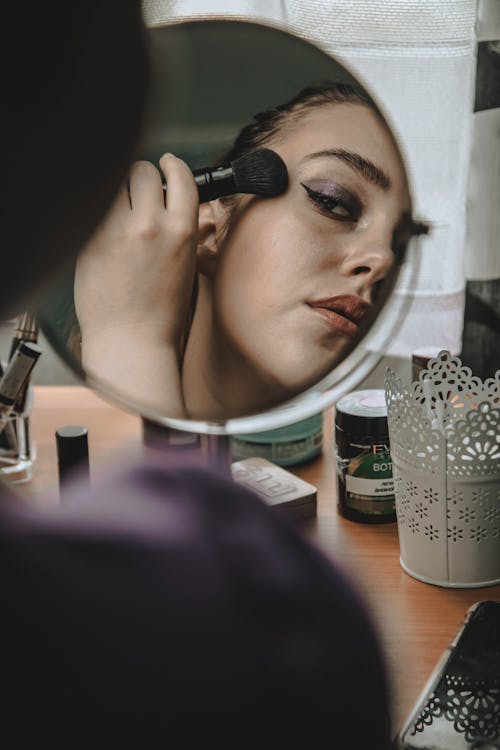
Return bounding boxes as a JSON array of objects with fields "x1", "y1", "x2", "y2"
[{"x1": 302, "y1": 148, "x2": 391, "y2": 191}]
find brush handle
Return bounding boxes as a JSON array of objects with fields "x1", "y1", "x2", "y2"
[
  {"x1": 161, "y1": 164, "x2": 238, "y2": 204},
  {"x1": 192, "y1": 165, "x2": 238, "y2": 202}
]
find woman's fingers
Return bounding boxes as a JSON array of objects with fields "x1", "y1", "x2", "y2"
[
  {"x1": 128, "y1": 159, "x2": 164, "y2": 215},
  {"x1": 76, "y1": 153, "x2": 200, "y2": 413},
  {"x1": 116, "y1": 155, "x2": 198, "y2": 229},
  {"x1": 159, "y1": 153, "x2": 199, "y2": 230},
  {"x1": 100, "y1": 181, "x2": 132, "y2": 232}
]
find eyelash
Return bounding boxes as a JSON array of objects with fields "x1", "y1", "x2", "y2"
[
  {"x1": 391, "y1": 234, "x2": 409, "y2": 263},
  {"x1": 301, "y1": 183, "x2": 360, "y2": 223}
]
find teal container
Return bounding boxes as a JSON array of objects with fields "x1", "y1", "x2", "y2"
[{"x1": 231, "y1": 413, "x2": 323, "y2": 467}]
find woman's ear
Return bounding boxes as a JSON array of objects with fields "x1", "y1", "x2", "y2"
[{"x1": 197, "y1": 200, "x2": 223, "y2": 278}]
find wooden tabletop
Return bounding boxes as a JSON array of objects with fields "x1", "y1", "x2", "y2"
[{"x1": 13, "y1": 386, "x2": 500, "y2": 735}]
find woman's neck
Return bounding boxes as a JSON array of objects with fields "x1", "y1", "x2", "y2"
[{"x1": 181, "y1": 289, "x2": 282, "y2": 422}]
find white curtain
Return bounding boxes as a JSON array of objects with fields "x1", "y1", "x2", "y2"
[
  {"x1": 142, "y1": 0, "x2": 480, "y2": 357},
  {"x1": 466, "y1": 0, "x2": 500, "y2": 282}
]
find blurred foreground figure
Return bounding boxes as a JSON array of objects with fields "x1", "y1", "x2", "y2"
[{"x1": 1, "y1": 3, "x2": 390, "y2": 745}]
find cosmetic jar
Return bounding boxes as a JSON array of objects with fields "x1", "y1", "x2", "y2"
[
  {"x1": 334, "y1": 389, "x2": 395, "y2": 524},
  {"x1": 231, "y1": 413, "x2": 323, "y2": 467}
]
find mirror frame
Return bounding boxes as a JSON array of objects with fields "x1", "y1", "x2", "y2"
[{"x1": 39, "y1": 15, "x2": 420, "y2": 435}]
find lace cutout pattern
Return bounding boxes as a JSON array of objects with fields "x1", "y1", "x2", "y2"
[{"x1": 385, "y1": 351, "x2": 500, "y2": 586}]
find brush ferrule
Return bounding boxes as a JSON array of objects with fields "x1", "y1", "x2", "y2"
[{"x1": 193, "y1": 165, "x2": 238, "y2": 202}]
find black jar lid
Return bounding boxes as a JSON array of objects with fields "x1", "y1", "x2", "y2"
[{"x1": 335, "y1": 389, "x2": 389, "y2": 437}]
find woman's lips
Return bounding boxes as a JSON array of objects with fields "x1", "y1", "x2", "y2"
[{"x1": 307, "y1": 294, "x2": 372, "y2": 337}]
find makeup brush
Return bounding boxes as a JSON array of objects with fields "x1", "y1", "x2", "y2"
[
  {"x1": 163, "y1": 148, "x2": 288, "y2": 203},
  {"x1": 8, "y1": 312, "x2": 39, "y2": 361}
]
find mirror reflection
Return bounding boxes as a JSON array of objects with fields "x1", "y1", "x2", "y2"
[{"x1": 39, "y1": 21, "x2": 418, "y2": 425}]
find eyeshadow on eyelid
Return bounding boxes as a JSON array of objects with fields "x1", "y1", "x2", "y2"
[
  {"x1": 301, "y1": 179, "x2": 363, "y2": 215},
  {"x1": 300, "y1": 178, "x2": 359, "y2": 202},
  {"x1": 301, "y1": 178, "x2": 343, "y2": 193}
]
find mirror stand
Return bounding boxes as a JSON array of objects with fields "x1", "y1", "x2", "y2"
[
  {"x1": 203, "y1": 434, "x2": 232, "y2": 476},
  {"x1": 142, "y1": 419, "x2": 232, "y2": 477}
]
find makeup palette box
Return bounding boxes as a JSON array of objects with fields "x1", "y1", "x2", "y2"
[{"x1": 231, "y1": 457, "x2": 317, "y2": 521}]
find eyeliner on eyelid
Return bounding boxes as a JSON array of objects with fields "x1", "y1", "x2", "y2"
[{"x1": 300, "y1": 180, "x2": 362, "y2": 220}]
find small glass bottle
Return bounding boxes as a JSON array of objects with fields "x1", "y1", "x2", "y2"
[
  {"x1": 0, "y1": 383, "x2": 36, "y2": 484},
  {"x1": 335, "y1": 389, "x2": 395, "y2": 524}
]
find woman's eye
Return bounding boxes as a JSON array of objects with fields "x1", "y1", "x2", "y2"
[{"x1": 301, "y1": 182, "x2": 361, "y2": 222}]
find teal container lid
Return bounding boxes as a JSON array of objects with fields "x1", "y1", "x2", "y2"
[
  {"x1": 231, "y1": 413, "x2": 323, "y2": 467},
  {"x1": 234, "y1": 412, "x2": 323, "y2": 443}
]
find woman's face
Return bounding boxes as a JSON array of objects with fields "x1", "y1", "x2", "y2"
[{"x1": 207, "y1": 102, "x2": 411, "y2": 402}]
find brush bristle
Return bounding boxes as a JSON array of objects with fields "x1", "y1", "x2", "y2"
[{"x1": 231, "y1": 148, "x2": 288, "y2": 197}]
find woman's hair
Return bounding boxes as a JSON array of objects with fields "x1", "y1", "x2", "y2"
[
  {"x1": 216, "y1": 81, "x2": 430, "y2": 241},
  {"x1": 216, "y1": 81, "x2": 377, "y2": 167},
  {"x1": 214, "y1": 81, "x2": 381, "y2": 224}
]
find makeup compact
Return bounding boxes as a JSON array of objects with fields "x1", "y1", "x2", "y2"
[{"x1": 232, "y1": 457, "x2": 317, "y2": 521}]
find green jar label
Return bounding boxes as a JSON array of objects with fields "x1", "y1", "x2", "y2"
[{"x1": 342, "y1": 444, "x2": 395, "y2": 516}]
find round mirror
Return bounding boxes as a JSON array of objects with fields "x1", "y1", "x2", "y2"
[{"x1": 38, "y1": 18, "x2": 423, "y2": 435}]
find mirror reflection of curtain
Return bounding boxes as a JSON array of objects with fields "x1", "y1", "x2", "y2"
[{"x1": 143, "y1": 0, "x2": 479, "y2": 363}]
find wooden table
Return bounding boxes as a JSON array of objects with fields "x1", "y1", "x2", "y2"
[{"x1": 16, "y1": 386, "x2": 500, "y2": 735}]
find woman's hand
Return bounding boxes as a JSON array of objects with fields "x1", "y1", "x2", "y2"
[{"x1": 74, "y1": 154, "x2": 199, "y2": 417}]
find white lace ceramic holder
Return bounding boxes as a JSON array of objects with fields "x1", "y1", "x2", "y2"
[{"x1": 385, "y1": 351, "x2": 500, "y2": 588}]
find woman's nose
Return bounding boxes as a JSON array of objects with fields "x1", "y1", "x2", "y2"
[{"x1": 338, "y1": 229, "x2": 395, "y2": 289}]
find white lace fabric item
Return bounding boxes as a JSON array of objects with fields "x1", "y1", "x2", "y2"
[{"x1": 385, "y1": 351, "x2": 500, "y2": 587}]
